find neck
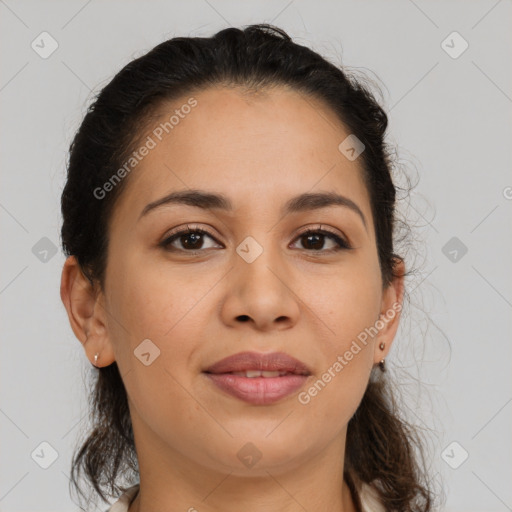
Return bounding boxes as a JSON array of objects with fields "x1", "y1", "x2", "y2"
[
  {"x1": 127, "y1": 435, "x2": 358, "y2": 512},
  {"x1": 128, "y1": 477, "x2": 358, "y2": 512}
]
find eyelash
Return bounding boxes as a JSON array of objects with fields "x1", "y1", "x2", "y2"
[{"x1": 159, "y1": 224, "x2": 352, "y2": 255}]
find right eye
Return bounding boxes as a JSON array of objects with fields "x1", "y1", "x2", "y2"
[{"x1": 159, "y1": 225, "x2": 222, "y2": 253}]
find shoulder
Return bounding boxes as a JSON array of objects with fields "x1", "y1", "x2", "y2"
[
  {"x1": 359, "y1": 481, "x2": 386, "y2": 512},
  {"x1": 105, "y1": 484, "x2": 140, "y2": 512}
]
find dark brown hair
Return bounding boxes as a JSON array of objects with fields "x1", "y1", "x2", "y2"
[{"x1": 61, "y1": 23, "x2": 440, "y2": 511}]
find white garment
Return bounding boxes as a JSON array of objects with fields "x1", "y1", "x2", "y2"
[
  {"x1": 105, "y1": 482, "x2": 386, "y2": 512},
  {"x1": 359, "y1": 482, "x2": 386, "y2": 512},
  {"x1": 105, "y1": 484, "x2": 138, "y2": 512}
]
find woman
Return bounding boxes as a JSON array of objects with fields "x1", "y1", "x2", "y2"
[{"x1": 60, "y1": 24, "x2": 436, "y2": 512}]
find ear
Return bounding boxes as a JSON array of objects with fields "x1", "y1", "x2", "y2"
[
  {"x1": 60, "y1": 255, "x2": 116, "y2": 367},
  {"x1": 373, "y1": 257, "x2": 405, "y2": 366}
]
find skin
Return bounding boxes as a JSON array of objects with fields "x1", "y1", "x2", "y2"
[{"x1": 61, "y1": 85, "x2": 404, "y2": 512}]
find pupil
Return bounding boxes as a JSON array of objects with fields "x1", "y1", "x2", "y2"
[
  {"x1": 305, "y1": 234, "x2": 323, "y2": 250},
  {"x1": 183, "y1": 233, "x2": 202, "y2": 249}
]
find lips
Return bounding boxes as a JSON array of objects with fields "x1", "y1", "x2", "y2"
[
  {"x1": 204, "y1": 351, "x2": 311, "y2": 376},
  {"x1": 203, "y1": 351, "x2": 312, "y2": 405}
]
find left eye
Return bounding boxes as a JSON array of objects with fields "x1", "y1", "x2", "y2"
[
  {"x1": 291, "y1": 228, "x2": 351, "y2": 252},
  {"x1": 160, "y1": 226, "x2": 351, "y2": 253}
]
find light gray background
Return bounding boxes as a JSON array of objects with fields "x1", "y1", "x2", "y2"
[{"x1": 1, "y1": 1, "x2": 511, "y2": 511}]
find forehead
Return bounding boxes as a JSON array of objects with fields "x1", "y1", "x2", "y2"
[{"x1": 112, "y1": 85, "x2": 372, "y2": 227}]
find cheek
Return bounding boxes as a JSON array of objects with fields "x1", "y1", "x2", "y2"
[
  {"x1": 108, "y1": 265, "x2": 202, "y2": 428},
  {"x1": 312, "y1": 265, "x2": 382, "y2": 345},
  {"x1": 107, "y1": 249, "x2": 192, "y2": 340},
  {"x1": 109, "y1": 277, "x2": 171, "y2": 343},
  {"x1": 301, "y1": 262, "x2": 381, "y2": 395},
  {"x1": 107, "y1": 255, "x2": 217, "y2": 378},
  {"x1": 298, "y1": 278, "x2": 379, "y2": 428}
]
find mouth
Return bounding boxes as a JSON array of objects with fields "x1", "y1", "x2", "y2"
[
  {"x1": 204, "y1": 350, "x2": 312, "y2": 376},
  {"x1": 220, "y1": 370, "x2": 307, "y2": 378},
  {"x1": 203, "y1": 351, "x2": 312, "y2": 405}
]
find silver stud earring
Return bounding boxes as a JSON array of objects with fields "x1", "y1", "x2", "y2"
[{"x1": 94, "y1": 352, "x2": 99, "y2": 366}]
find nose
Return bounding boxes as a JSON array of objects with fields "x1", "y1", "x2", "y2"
[{"x1": 219, "y1": 240, "x2": 301, "y2": 332}]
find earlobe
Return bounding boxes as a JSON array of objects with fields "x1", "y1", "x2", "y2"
[{"x1": 60, "y1": 256, "x2": 114, "y2": 367}]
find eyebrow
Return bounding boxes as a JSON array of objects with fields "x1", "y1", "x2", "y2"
[{"x1": 139, "y1": 189, "x2": 367, "y2": 231}]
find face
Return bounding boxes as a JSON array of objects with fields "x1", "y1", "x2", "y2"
[{"x1": 63, "y1": 85, "x2": 403, "y2": 483}]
